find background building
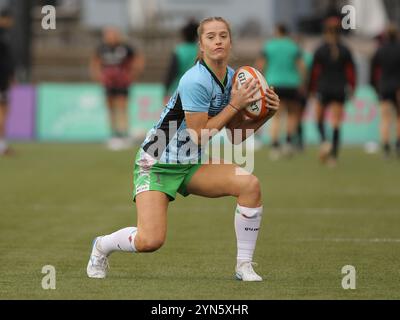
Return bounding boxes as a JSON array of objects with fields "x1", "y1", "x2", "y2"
[{"x1": 1, "y1": 0, "x2": 399, "y2": 83}]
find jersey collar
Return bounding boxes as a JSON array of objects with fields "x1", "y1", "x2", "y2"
[{"x1": 200, "y1": 59, "x2": 228, "y2": 93}]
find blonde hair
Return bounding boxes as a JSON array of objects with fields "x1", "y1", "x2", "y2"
[{"x1": 196, "y1": 17, "x2": 232, "y2": 61}]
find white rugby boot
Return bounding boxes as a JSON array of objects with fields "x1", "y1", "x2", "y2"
[
  {"x1": 235, "y1": 261, "x2": 263, "y2": 282},
  {"x1": 87, "y1": 237, "x2": 109, "y2": 279}
]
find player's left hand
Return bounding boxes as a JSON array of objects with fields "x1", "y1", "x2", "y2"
[
  {"x1": 265, "y1": 87, "x2": 280, "y2": 110},
  {"x1": 261, "y1": 87, "x2": 280, "y2": 121}
]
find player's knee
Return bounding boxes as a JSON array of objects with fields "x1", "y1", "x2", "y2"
[
  {"x1": 248, "y1": 175, "x2": 261, "y2": 197},
  {"x1": 136, "y1": 236, "x2": 165, "y2": 253},
  {"x1": 239, "y1": 174, "x2": 261, "y2": 197}
]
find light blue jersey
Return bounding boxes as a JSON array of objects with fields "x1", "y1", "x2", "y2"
[{"x1": 141, "y1": 60, "x2": 235, "y2": 164}]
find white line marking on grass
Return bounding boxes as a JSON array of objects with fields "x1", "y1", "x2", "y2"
[
  {"x1": 30, "y1": 204, "x2": 131, "y2": 212},
  {"x1": 174, "y1": 207, "x2": 398, "y2": 215},
  {"x1": 11, "y1": 204, "x2": 399, "y2": 216},
  {"x1": 332, "y1": 189, "x2": 400, "y2": 196},
  {"x1": 297, "y1": 238, "x2": 400, "y2": 243},
  {"x1": 269, "y1": 208, "x2": 399, "y2": 215}
]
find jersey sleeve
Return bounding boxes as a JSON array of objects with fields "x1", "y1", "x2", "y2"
[{"x1": 179, "y1": 78, "x2": 211, "y2": 113}]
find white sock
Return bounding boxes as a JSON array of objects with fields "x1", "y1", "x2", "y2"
[
  {"x1": 97, "y1": 227, "x2": 137, "y2": 256},
  {"x1": 234, "y1": 205, "x2": 263, "y2": 265}
]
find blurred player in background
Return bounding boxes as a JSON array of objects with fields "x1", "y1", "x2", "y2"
[
  {"x1": 90, "y1": 27, "x2": 145, "y2": 151},
  {"x1": 164, "y1": 19, "x2": 199, "y2": 101},
  {"x1": 87, "y1": 17, "x2": 280, "y2": 282},
  {"x1": 370, "y1": 24, "x2": 400, "y2": 159},
  {"x1": 295, "y1": 47, "x2": 313, "y2": 152},
  {"x1": 0, "y1": 9, "x2": 14, "y2": 156},
  {"x1": 309, "y1": 18, "x2": 356, "y2": 167},
  {"x1": 256, "y1": 24, "x2": 305, "y2": 160}
]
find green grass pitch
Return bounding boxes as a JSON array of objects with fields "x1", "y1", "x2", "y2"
[{"x1": 0, "y1": 143, "x2": 399, "y2": 299}]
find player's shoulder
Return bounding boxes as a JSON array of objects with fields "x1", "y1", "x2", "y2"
[
  {"x1": 265, "y1": 39, "x2": 277, "y2": 50},
  {"x1": 179, "y1": 61, "x2": 213, "y2": 89},
  {"x1": 337, "y1": 42, "x2": 353, "y2": 58},
  {"x1": 284, "y1": 38, "x2": 301, "y2": 53},
  {"x1": 314, "y1": 42, "x2": 329, "y2": 56}
]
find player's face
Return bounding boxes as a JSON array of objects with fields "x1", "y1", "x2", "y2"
[
  {"x1": 103, "y1": 28, "x2": 120, "y2": 46},
  {"x1": 199, "y1": 21, "x2": 231, "y2": 62},
  {"x1": 324, "y1": 25, "x2": 340, "y2": 43}
]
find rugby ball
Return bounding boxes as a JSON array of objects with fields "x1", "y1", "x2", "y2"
[{"x1": 233, "y1": 66, "x2": 269, "y2": 120}]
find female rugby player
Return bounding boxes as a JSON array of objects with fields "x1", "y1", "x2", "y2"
[
  {"x1": 87, "y1": 17, "x2": 280, "y2": 282},
  {"x1": 255, "y1": 24, "x2": 306, "y2": 159},
  {"x1": 90, "y1": 27, "x2": 145, "y2": 150},
  {"x1": 309, "y1": 18, "x2": 356, "y2": 167},
  {"x1": 371, "y1": 24, "x2": 400, "y2": 159}
]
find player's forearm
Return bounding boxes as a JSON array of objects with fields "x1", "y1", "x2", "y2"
[
  {"x1": 204, "y1": 104, "x2": 239, "y2": 132},
  {"x1": 229, "y1": 116, "x2": 268, "y2": 144},
  {"x1": 194, "y1": 105, "x2": 239, "y2": 145},
  {"x1": 187, "y1": 78, "x2": 263, "y2": 145}
]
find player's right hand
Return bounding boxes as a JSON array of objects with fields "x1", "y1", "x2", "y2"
[{"x1": 230, "y1": 78, "x2": 261, "y2": 110}]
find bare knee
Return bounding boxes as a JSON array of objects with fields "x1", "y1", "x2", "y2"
[
  {"x1": 236, "y1": 174, "x2": 262, "y2": 206},
  {"x1": 135, "y1": 234, "x2": 165, "y2": 253},
  {"x1": 245, "y1": 175, "x2": 261, "y2": 196}
]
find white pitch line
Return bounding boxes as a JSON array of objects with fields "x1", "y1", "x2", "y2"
[
  {"x1": 5, "y1": 204, "x2": 400, "y2": 216},
  {"x1": 330, "y1": 189, "x2": 400, "y2": 196},
  {"x1": 297, "y1": 238, "x2": 400, "y2": 243},
  {"x1": 268, "y1": 208, "x2": 400, "y2": 215}
]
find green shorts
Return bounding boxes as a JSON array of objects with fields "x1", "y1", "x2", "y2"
[{"x1": 133, "y1": 149, "x2": 202, "y2": 202}]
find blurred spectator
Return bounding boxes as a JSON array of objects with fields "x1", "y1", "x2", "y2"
[
  {"x1": 370, "y1": 23, "x2": 400, "y2": 158},
  {"x1": 295, "y1": 47, "x2": 314, "y2": 152},
  {"x1": 0, "y1": 8, "x2": 15, "y2": 156},
  {"x1": 0, "y1": 7, "x2": 12, "y2": 41},
  {"x1": 255, "y1": 24, "x2": 306, "y2": 160},
  {"x1": 90, "y1": 27, "x2": 145, "y2": 151},
  {"x1": 309, "y1": 17, "x2": 356, "y2": 167},
  {"x1": 164, "y1": 19, "x2": 199, "y2": 101}
]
